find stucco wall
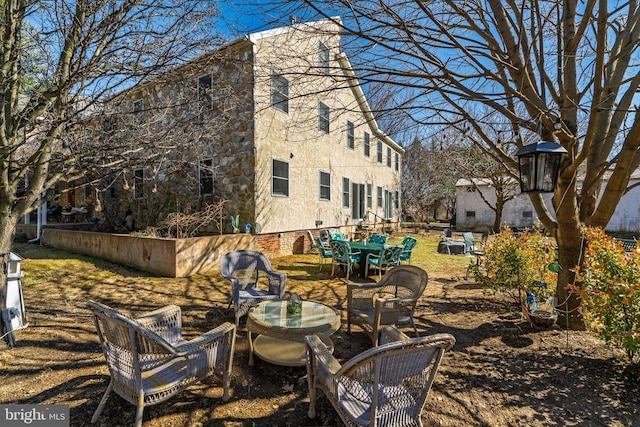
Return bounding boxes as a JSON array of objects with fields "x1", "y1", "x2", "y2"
[
  {"x1": 604, "y1": 178, "x2": 640, "y2": 233},
  {"x1": 455, "y1": 183, "x2": 554, "y2": 230},
  {"x1": 250, "y1": 20, "x2": 403, "y2": 234},
  {"x1": 456, "y1": 177, "x2": 640, "y2": 233}
]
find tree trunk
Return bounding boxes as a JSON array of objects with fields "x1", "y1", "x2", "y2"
[
  {"x1": 553, "y1": 173, "x2": 586, "y2": 330},
  {"x1": 492, "y1": 204, "x2": 503, "y2": 233},
  {"x1": 0, "y1": 214, "x2": 19, "y2": 310}
]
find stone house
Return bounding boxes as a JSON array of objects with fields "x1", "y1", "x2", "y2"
[{"x1": 86, "y1": 17, "x2": 403, "y2": 244}]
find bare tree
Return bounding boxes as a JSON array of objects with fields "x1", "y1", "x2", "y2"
[
  {"x1": 402, "y1": 135, "x2": 463, "y2": 224},
  {"x1": 0, "y1": 1, "x2": 223, "y2": 306},
  {"x1": 252, "y1": 0, "x2": 640, "y2": 329},
  {"x1": 455, "y1": 143, "x2": 520, "y2": 233}
]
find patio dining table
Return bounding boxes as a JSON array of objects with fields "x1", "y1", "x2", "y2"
[{"x1": 348, "y1": 241, "x2": 386, "y2": 277}]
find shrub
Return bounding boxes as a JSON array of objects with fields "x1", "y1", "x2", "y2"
[
  {"x1": 471, "y1": 223, "x2": 556, "y2": 311},
  {"x1": 571, "y1": 227, "x2": 640, "y2": 364}
]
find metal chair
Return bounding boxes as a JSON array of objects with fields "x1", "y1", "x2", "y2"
[
  {"x1": 330, "y1": 240, "x2": 360, "y2": 280},
  {"x1": 220, "y1": 250, "x2": 286, "y2": 326},
  {"x1": 368, "y1": 233, "x2": 388, "y2": 244},
  {"x1": 364, "y1": 244, "x2": 403, "y2": 279},
  {"x1": 87, "y1": 301, "x2": 236, "y2": 427},
  {"x1": 305, "y1": 325, "x2": 455, "y2": 426},
  {"x1": 315, "y1": 236, "x2": 333, "y2": 271},
  {"x1": 347, "y1": 265, "x2": 429, "y2": 345},
  {"x1": 398, "y1": 236, "x2": 418, "y2": 264}
]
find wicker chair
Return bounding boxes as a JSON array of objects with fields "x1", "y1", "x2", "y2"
[
  {"x1": 87, "y1": 301, "x2": 236, "y2": 427},
  {"x1": 305, "y1": 325, "x2": 455, "y2": 426},
  {"x1": 347, "y1": 265, "x2": 429, "y2": 345},
  {"x1": 220, "y1": 250, "x2": 287, "y2": 326}
]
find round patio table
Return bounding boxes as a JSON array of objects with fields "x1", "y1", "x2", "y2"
[{"x1": 246, "y1": 299, "x2": 341, "y2": 366}]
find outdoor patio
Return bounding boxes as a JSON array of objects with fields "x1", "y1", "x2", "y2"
[{"x1": 0, "y1": 231, "x2": 638, "y2": 426}]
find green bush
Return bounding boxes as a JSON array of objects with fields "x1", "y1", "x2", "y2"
[
  {"x1": 571, "y1": 227, "x2": 640, "y2": 364},
  {"x1": 471, "y1": 223, "x2": 556, "y2": 310}
]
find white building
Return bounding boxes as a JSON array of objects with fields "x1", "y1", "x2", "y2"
[{"x1": 455, "y1": 172, "x2": 639, "y2": 233}]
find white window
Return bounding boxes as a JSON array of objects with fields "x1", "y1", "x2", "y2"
[
  {"x1": 364, "y1": 132, "x2": 370, "y2": 157},
  {"x1": 347, "y1": 121, "x2": 354, "y2": 149},
  {"x1": 198, "y1": 74, "x2": 213, "y2": 110},
  {"x1": 272, "y1": 159, "x2": 289, "y2": 196},
  {"x1": 319, "y1": 102, "x2": 330, "y2": 133},
  {"x1": 377, "y1": 141, "x2": 383, "y2": 163},
  {"x1": 367, "y1": 183, "x2": 372, "y2": 209},
  {"x1": 271, "y1": 73, "x2": 289, "y2": 113},
  {"x1": 387, "y1": 147, "x2": 392, "y2": 167},
  {"x1": 134, "y1": 169, "x2": 144, "y2": 199},
  {"x1": 319, "y1": 41, "x2": 330, "y2": 74},
  {"x1": 320, "y1": 171, "x2": 331, "y2": 200},
  {"x1": 199, "y1": 159, "x2": 214, "y2": 196},
  {"x1": 342, "y1": 177, "x2": 350, "y2": 208}
]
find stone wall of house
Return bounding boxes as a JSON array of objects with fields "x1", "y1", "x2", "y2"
[{"x1": 95, "y1": 41, "x2": 258, "y2": 234}]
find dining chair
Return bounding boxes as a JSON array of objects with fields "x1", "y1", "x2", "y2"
[
  {"x1": 305, "y1": 325, "x2": 455, "y2": 426},
  {"x1": 347, "y1": 265, "x2": 429, "y2": 345},
  {"x1": 220, "y1": 250, "x2": 286, "y2": 326},
  {"x1": 315, "y1": 237, "x2": 333, "y2": 271},
  {"x1": 399, "y1": 236, "x2": 418, "y2": 264},
  {"x1": 330, "y1": 240, "x2": 360, "y2": 280},
  {"x1": 364, "y1": 244, "x2": 403, "y2": 279},
  {"x1": 368, "y1": 233, "x2": 388, "y2": 244},
  {"x1": 87, "y1": 301, "x2": 236, "y2": 427}
]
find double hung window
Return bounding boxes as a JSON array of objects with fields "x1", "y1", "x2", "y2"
[
  {"x1": 319, "y1": 102, "x2": 330, "y2": 133},
  {"x1": 271, "y1": 73, "x2": 289, "y2": 113},
  {"x1": 199, "y1": 159, "x2": 214, "y2": 196},
  {"x1": 320, "y1": 171, "x2": 331, "y2": 200},
  {"x1": 272, "y1": 159, "x2": 289, "y2": 196}
]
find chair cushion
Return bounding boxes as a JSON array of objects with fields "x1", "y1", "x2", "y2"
[
  {"x1": 238, "y1": 288, "x2": 275, "y2": 299},
  {"x1": 141, "y1": 357, "x2": 188, "y2": 395},
  {"x1": 337, "y1": 378, "x2": 418, "y2": 425}
]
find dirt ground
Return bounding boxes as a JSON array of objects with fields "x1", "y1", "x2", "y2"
[{"x1": 1, "y1": 239, "x2": 639, "y2": 427}]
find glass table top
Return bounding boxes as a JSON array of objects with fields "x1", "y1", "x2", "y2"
[{"x1": 248, "y1": 299, "x2": 339, "y2": 331}]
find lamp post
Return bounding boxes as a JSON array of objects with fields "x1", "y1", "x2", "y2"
[{"x1": 515, "y1": 141, "x2": 567, "y2": 193}]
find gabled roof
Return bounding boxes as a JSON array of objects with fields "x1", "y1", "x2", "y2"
[{"x1": 335, "y1": 52, "x2": 403, "y2": 154}]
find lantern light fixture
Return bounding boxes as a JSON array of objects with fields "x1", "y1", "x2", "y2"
[{"x1": 515, "y1": 141, "x2": 567, "y2": 193}]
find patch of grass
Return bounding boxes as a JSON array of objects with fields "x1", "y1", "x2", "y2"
[{"x1": 12, "y1": 231, "x2": 470, "y2": 308}]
